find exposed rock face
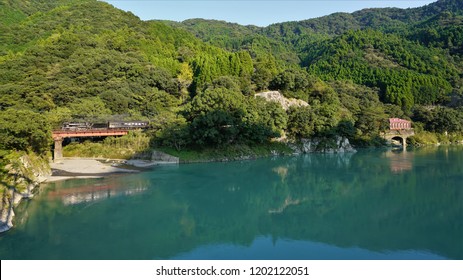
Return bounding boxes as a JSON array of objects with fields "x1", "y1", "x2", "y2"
[
  {"x1": 151, "y1": 151, "x2": 179, "y2": 164},
  {"x1": 290, "y1": 136, "x2": 357, "y2": 154},
  {"x1": 0, "y1": 152, "x2": 51, "y2": 233},
  {"x1": 255, "y1": 91, "x2": 309, "y2": 110},
  {"x1": 0, "y1": 190, "x2": 15, "y2": 232}
]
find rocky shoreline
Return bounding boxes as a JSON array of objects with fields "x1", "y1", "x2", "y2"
[
  {"x1": 290, "y1": 136, "x2": 357, "y2": 154},
  {"x1": 0, "y1": 152, "x2": 51, "y2": 233}
]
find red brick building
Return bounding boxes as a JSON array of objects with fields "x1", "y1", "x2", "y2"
[{"x1": 389, "y1": 118, "x2": 411, "y2": 130}]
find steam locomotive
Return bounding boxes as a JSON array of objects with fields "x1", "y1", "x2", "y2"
[{"x1": 61, "y1": 121, "x2": 149, "y2": 130}]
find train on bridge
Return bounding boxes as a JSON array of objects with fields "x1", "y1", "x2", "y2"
[{"x1": 61, "y1": 121, "x2": 149, "y2": 130}]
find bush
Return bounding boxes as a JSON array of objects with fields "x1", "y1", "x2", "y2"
[{"x1": 62, "y1": 131, "x2": 150, "y2": 159}]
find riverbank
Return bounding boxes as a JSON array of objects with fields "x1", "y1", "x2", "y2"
[
  {"x1": 156, "y1": 138, "x2": 357, "y2": 163},
  {"x1": 156, "y1": 142, "x2": 295, "y2": 163},
  {"x1": 47, "y1": 158, "x2": 162, "y2": 182}
]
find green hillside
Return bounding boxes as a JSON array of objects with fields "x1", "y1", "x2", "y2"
[{"x1": 1, "y1": 0, "x2": 463, "y2": 167}]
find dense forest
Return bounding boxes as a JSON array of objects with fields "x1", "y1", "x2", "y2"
[{"x1": 1, "y1": 0, "x2": 463, "y2": 174}]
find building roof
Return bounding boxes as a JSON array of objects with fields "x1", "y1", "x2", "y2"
[{"x1": 389, "y1": 118, "x2": 410, "y2": 123}]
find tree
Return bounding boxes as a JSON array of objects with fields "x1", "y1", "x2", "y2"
[
  {"x1": 183, "y1": 87, "x2": 246, "y2": 145},
  {"x1": 67, "y1": 97, "x2": 112, "y2": 121},
  {"x1": 177, "y1": 62, "x2": 193, "y2": 102},
  {"x1": 430, "y1": 107, "x2": 462, "y2": 133},
  {"x1": 269, "y1": 68, "x2": 310, "y2": 95},
  {"x1": 138, "y1": 89, "x2": 180, "y2": 119},
  {"x1": 0, "y1": 108, "x2": 52, "y2": 154},
  {"x1": 153, "y1": 114, "x2": 190, "y2": 151},
  {"x1": 45, "y1": 107, "x2": 72, "y2": 129},
  {"x1": 251, "y1": 99, "x2": 288, "y2": 135},
  {"x1": 252, "y1": 54, "x2": 278, "y2": 91},
  {"x1": 287, "y1": 106, "x2": 315, "y2": 139},
  {"x1": 184, "y1": 87, "x2": 246, "y2": 120},
  {"x1": 189, "y1": 110, "x2": 241, "y2": 146}
]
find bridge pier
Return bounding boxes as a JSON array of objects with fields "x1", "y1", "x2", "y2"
[
  {"x1": 53, "y1": 138, "x2": 63, "y2": 162},
  {"x1": 395, "y1": 137, "x2": 407, "y2": 149}
]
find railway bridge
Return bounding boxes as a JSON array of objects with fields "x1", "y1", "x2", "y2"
[{"x1": 52, "y1": 129, "x2": 130, "y2": 161}]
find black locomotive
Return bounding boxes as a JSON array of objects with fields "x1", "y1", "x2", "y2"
[{"x1": 61, "y1": 121, "x2": 149, "y2": 130}]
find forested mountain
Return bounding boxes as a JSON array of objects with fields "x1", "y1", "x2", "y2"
[
  {"x1": 168, "y1": 0, "x2": 463, "y2": 114},
  {"x1": 1, "y1": 0, "x2": 463, "y2": 161},
  {"x1": 175, "y1": 0, "x2": 462, "y2": 41},
  {"x1": 265, "y1": 0, "x2": 462, "y2": 37}
]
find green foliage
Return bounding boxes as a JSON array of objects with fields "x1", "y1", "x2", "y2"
[
  {"x1": 67, "y1": 97, "x2": 111, "y2": 121},
  {"x1": 1, "y1": 0, "x2": 463, "y2": 157},
  {"x1": 413, "y1": 106, "x2": 463, "y2": 133},
  {"x1": 156, "y1": 142, "x2": 293, "y2": 163},
  {"x1": 331, "y1": 81, "x2": 389, "y2": 144},
  {"x1": 304, "y1": 29, "x2": 457, "y2": 109},
  {"x1": 190, "y1": 49, "x2": 253, "y2": 94},
  {"x1": 0, "y1": 149, "x2": 50, "y2": 196},
  {"x1": 250, "y1": 99, "x2": 288, "y2": 135},
  {"x1": 408, "y1": 12, "x2": 463, "y2": 55},
  {"x1": 269, "y1": 68, "x2": 313, "y2": 100},
  {"x1": 180, "y1": 87, "x2": 286, "y2": 147},
  {"x1": 287, "y1": 106, "x2": 315, "y2": 138},
  {"x1": 408, "y1": 132, "x2": 439, "y2": 145},
  {"x1": 63, "y1": 131, "x2": 150, "y2": 159},
  {"x1": 251, "y1": 54, "x2": 278, "y2": 91},
  {"x1": 0, "y1": 108, "x2": 51, "y2": 154},
  {"x1": 154, "y1": 120, "x2": 189, "y2": 152}
]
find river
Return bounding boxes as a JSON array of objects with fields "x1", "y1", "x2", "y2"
[{"x1": 0, "y1": 147, "x2": 462, "y2": 259}]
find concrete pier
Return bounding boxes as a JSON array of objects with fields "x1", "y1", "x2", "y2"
[{"x1": 53, "y1": 138, "x2": 63, "y2": 162}]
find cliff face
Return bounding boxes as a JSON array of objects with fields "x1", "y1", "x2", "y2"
[
  {"x1": 0, "y1": 151, "x2": 51, "y2": 232},
  {"x1": 290, "y1": 136, "x2": 357, "y2": 154},
  {"x1": 255, "y1": 91, "x2": 309, "y2": 110}
]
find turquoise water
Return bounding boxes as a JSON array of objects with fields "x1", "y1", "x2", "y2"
[{"x1": 0, "y1": 147, "x2": 462, "y2": 259}]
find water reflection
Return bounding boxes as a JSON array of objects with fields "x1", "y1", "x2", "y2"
[
  {"x1": 0, "y1": 146, "x2": 462, "y2": 259},
  {"x1": 173, "y1": 236, "x2": 446, "y2": 260},
  {"x1": 47, "y1": 178, "x2": 148, "y2": 205},
  {"x1": 384, "y1": 150, "x2": 413, "y2": 173}
]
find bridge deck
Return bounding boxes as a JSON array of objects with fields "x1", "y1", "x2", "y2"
[{"x1": 52, "y1": 129, "x2": 129, "y2": 140}]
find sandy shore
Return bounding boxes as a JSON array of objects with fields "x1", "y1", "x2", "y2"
[{"x1": 47, "y1": 158, "x2": 140, "y2": 182}]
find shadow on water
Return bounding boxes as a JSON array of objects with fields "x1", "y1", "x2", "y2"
[{"x1": 0, "y1": 146, "x2": 462, "y2": 259}]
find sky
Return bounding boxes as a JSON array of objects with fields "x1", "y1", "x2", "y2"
[{"x1": 103, "y1": 0, "x2": 438, "y2": 27}]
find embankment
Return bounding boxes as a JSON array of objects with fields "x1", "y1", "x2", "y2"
[{"x1": 0, "y1": 151, "x2": 51, "y2": 233}]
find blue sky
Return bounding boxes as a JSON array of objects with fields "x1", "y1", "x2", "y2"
[{"x1": 103, "y1": 0, "x2": 437, "y2": 26}]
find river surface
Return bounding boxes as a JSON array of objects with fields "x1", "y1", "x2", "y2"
[{"x1": 0, "y1": 147, "x2": 462, "y2": 260}]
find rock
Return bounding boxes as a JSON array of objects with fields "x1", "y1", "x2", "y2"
[
  {"x1": 0, "y1": 151, "x2": 51, "y2": 232},
  {"x1": 0, "y1": 190, "x2": 15, "y2": 233},
  {"x1": 151, "y1": 151, "x2": 179, "y2": 164},
  {"x1": 255, "y1": 91, "x2": 309, "y2": 110},
  {"x1": 291, "y1": 136, "x2": 356, "y2": 154}
]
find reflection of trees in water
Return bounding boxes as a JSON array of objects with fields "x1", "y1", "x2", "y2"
[
  {"x1": 182, "y1": 151, "x2": 462, "y2": 259},
  {"x1": 124, "y1": 150, "x2": 459, "y2": 259},
  {"x1": 1, "y1": 148, "x2": 462, "y2": 259},
  {"x1": 261, "y1": 149, "x2": 462, "y2": 259}
]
